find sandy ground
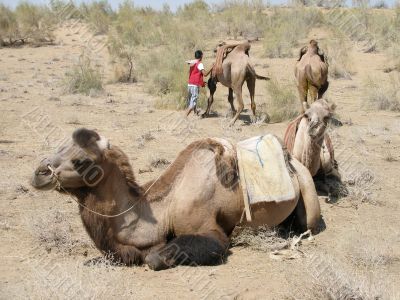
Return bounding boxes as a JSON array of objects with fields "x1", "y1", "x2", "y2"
[{"x1": 0, "y1": 23, "x2": 400, "y2": 299}]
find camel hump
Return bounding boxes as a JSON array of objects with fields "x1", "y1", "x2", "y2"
[{"x1": 212, "y1": 41, "x2": 252, "y2": 77}]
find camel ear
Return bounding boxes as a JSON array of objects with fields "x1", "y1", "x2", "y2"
[
  {"x1": 298, "y1": 46, "x2": 307, "y2": 61},
  {"x1": 73, "y1": 128, "x2": 109, "y2": 158},
  {"x1": 328, "y1": 102, "x2": 337, "y2": 112}
]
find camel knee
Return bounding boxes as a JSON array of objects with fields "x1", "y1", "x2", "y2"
[
  {"x1": 112, "y1": 244, "x2": 143, "y2": 266},
  {"x1": 145, "y1": 233, "x2": 228, "y2": 270}
]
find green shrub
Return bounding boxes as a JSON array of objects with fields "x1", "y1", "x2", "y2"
[{"x1": 64, "y1": 56, "x2": 103, "y2": 95}]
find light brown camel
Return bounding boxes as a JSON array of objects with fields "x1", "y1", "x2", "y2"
[
  {"x1": 284, "y1": 99, "x2": 340, "y2": 182},
  {"x1": 31, "y1": 128, "x2": 320, "y2": 270},
  {"x1": 295, "y1": 40, "x2": 329, "y2": 113},
  {"x1": 202, "y1": 41, "x2": 270, "y2": 125}
]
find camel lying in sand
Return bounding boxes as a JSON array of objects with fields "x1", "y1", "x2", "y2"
[
  {"x1": 295, "y1": 40, "x2": 329, "y2": 113},
  {"x1": 31, "y1": 128, "x2": 320, "y2": 270},
  {"x1": 202, "y1": 41, "x2": 270, "y2": 125},
  {"x1": 284, "y1": 99, "x2": 340, "y2": 183}
]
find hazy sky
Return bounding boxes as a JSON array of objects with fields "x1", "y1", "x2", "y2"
[{"x1": 0, "y1": 0, "x2": 397, "y2": 10}]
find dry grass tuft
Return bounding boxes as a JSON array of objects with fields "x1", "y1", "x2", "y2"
[
  {"x1": 364, "y1": 76, "x2": 400, "y2": 111},
  {"x1": 263, "y1": 78, "x2": 299, "y2": 122},
  {"x1": 342, "y1": 169, "x2": 376, "y2": 206},
  {"x1": 150, "y1": 157, "x2": 171, "y2": 169},
  {"x1": 64, "y1": 56, "x2": 103, "y2": 95},
  {"x1": 321, "y1": 37, "x2": 355, "y2": 79},
  {"x1": 230, "y1": 226, "x2": 289, "y2": 252},
  {"x1": 0, "y1": 3, "x2": 55, "y2": 47},
  {"x1": 264, "y1": 8, "x2": 323, "y2": 58}
]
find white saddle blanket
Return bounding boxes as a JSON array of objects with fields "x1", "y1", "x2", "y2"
[{"x1": 236, "y1": 134, "x2": 295, "y2": 221}]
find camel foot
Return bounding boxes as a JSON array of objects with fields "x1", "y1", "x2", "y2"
[{"x1": 144, "y1": 252, "x2": 170, "y2": 271}]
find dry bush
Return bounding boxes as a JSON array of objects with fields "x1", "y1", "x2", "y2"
[
  {"x1": 0, "y1": 3, "x2": 55, "y2": 47},
  {"x1": 264, "y1": 8, "x2": 324, "y2": 58},
  {"x1": 0, "y1": 4, "x2": 19, "y2": 46},
  {"x1": 320, "y1": 37, "x2": 355, "y2": 79},
  {"x1": 348, "y1": 238, "x2": 398, "y2": 269},
  {"x1": 31, "y1": 210, "x2": 92, "y2": 254},
  {"x1": 216, "y1": 0, "x2": 267, "y2": 40},
  {"x1": 287, "y1": 251, "x2": 388, "y2": 300},
  {"x1": 49, "y1": 0, "x2": 82, "y2": 20},
  {"x1": 263, "y1": 78, "x2": 298, "y2": 122},
  {"x1": 80, "y1": 0, "x2": 113, "y2": 35},
  {"x1": 64, "y1": 55, "x2": 103, "y2": 95},
  {"x1": 342, "y1": 168, "x2": 376, "y2": 206},
  {"x1": 364, "y1": 76, "x2": 400, "y2": 111},
  {"x1": 230, "y1": 225, "x2": 289, "y2": 252}
]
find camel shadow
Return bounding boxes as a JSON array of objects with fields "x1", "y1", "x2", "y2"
[{"x1": 315, "y1": 176, "x2": 349, "y2": 204}]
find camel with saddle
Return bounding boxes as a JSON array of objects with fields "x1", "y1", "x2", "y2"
[
  {"x1": 32, "y1": 128, "x2": 320, "y2": 270},
  {"x1": 202, "y1": 41, "x2": 270, "y2": 125}
]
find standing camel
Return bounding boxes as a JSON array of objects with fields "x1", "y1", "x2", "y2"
[
  {"x1": 295, "y1": 40, "x2": 329, "y2": 113},
  {"x1": 31, "y1": 128, "x2": 320, "y2": 270},
  {"x1": 202, "y1": 41, "x2": 270, "y2": 125}
]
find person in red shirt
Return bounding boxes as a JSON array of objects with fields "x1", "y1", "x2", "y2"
[{"x1": 185, "y1": 50, "x2": 212, "y2": 117}]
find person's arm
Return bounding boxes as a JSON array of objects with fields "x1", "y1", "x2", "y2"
[{"x1": 202, "y1": 63, "x2": 214, "y2": 77}]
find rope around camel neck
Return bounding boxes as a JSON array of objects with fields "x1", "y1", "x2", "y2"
[{"x1": 47, "y1": 164, "x2": 172, "y2": 218}]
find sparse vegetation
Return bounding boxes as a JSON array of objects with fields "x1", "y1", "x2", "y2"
[
  {"x1": 80, "y1": 0, "x2": 113, "y2": 35},
  {"x1": 231, "y1": 225, "x2": 289, "y2": 252},
  {"x1": 365, "y1": 76, "x2": 400, "y2": 111},
  {"x1": 264, "y1": 79, "x2": 298, "y2": 122},
  {"x1": 0, "y1": 2, "x2": 55, "y2": 46},
  {"x1": 64, "y1": 55, "x2": 103, "y2": 95},
  {"x1": 31, "y1": 210, "x2": 92, "y2": 254},
  {"x1": 264, "y1": 8, "x2": 323, "y2": 58},
  {"x1": 321, "y1": 37, "x2": 355, "y2": 79},
  {"x1": 343, "y1": 169, "x2": 376, "y2": 206}
]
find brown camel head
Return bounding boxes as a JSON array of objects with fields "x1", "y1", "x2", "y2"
[
  {"x1": 298, "y1": 40, "x2": 326, "y2": 62},
  {"x1": 304, "y1": 99, "x2": 336, "y2": 140},
  {"x1": 31, "y1": 128, "x2": 109, "y2": 190}
]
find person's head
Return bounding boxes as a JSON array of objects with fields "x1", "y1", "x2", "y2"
[{"x1": 195, "y1": 50, "x2": 203, "y2": 60}]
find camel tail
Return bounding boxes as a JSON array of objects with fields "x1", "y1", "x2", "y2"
[
  {"x1": 305, "y1": 64, "x2": 319, "y2": 87},
  {"x1": 247, "y1": 65, "x2": 270, "y2": 81},
  {"x1": 255, "y1": 73, "x2": 270, "y2": 81}
]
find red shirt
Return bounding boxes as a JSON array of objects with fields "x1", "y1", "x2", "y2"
[{"x1": 188, "y1": 60, "x2": 204, "y2": 87}]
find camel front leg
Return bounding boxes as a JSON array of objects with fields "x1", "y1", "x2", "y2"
[
  {"x1": 308, "y1": 85, "x2": 319, "y2": 105},
  {"x1": 291, "y1": 158, "x2": 321, "y2": 233},
  {"x1": 144, "y1": 230, "x2": 229, "y2": 271},
  {"x1": 108, "y1": 241, "x2": 144, "y2": 265}
]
